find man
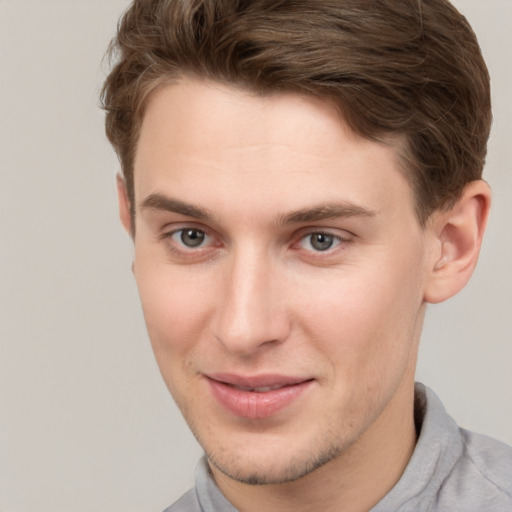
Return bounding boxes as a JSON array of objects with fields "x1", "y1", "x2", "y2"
[{"x1": 101, "y1": 0, "x2": 512, "y2": 510}]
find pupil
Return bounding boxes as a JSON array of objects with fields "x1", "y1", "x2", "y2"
[
  {"x1": 181, "y1": 229, "x2": 205, "y2": 247},
  {"x1": 311, "y1": 233, "x2": 333, "y2": 251}
]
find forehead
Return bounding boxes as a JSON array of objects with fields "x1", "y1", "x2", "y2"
[{"x1": 134, "y1": 78, "x2": 416, "y2": 224}]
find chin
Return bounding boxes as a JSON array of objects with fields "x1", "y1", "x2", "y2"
[{"x1": 203, "y1": 435, "x2": 345, "y2": 486}]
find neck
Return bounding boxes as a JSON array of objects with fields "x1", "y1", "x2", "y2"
[{"x1": 211, "y1": 380, "x2": 417, "y2": 512}]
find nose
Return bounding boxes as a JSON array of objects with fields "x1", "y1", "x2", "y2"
[{"x1": 212, "y1": 245, "x2": 291, "y2": 356}]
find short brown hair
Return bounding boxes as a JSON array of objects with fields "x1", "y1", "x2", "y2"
[{"x1": 101, "y1": 0, "x2": 491, "y2": 225}]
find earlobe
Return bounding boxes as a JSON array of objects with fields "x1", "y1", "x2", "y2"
[
  {"x1": 424, "y1": 180, "x2": 491, "y2": 304},
  {"x1": 116, "y1": 174, "x2": 133, "y2": 236}
]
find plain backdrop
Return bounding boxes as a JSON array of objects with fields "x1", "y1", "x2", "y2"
[{"x1": 0, "y1": 1, "x2": 510, "y2": 511}]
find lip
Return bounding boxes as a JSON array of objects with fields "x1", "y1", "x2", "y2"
[{"x1": 205, "y1": 373, "x2": 314, "y2": 419}]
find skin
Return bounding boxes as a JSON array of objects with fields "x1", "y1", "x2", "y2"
[{"x1": 118, "y1": 78, "x2": 490, "y2": 512}]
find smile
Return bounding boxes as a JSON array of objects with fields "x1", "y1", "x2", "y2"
[
  {"x1": 205, "y1": 374, "x2": 314, "y2": 419},
  {"x1": 231, "y1": 384, "x2": 287, "y2": 392}
]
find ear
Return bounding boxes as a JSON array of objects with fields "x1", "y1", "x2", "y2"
[
  {"x1": 424, "y1": 180, "x2": 491, "y2": 304},
  {"x1": 116, "y1": 174, "x2": 133, "y2": 236}
]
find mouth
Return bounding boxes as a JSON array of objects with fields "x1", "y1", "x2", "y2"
[
  {"x1": 205, "y1": 373, "x2": 314, "y2": 419},
  {"x1": 229, "y1": 384, "x2": 289, "y2": 392}
]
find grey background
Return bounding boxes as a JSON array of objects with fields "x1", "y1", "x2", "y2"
[{"x1": 0, "y1": 1, "x2": 510, "y2": 511}]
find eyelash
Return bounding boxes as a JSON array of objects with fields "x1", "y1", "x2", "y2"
[
  {"x1": 160, "y1": 226, "x2": 351, "y2": 259},
  {"x1": 170, "y1": 228, "x2": 212, "y2": 249},
  {"x1": 158, "y1": 226, "x2": 218, "y2": 262},
  {"x1": 297, "y1": 232, "x2": 344, "y2": 253}
]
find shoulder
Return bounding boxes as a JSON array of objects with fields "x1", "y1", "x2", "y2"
[
  {"x1": 434, "y1": 426, "x2": 512, "y2": 512},
  {"x1": 163, "y1": 488, "x2": 201, "y2": 512},
  {"x1": 375, "y1": 385, "x2": 512, "y2": 512},
  {"x1": 458, "y1": 429, "x2": 512, "y2": 498},
  {"x1": 423, "y1": 385, "x2": 512, "y2": 510}
]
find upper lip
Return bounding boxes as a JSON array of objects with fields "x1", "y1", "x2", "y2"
[{"x1": 206, "y1": 373, "x2": 313, "y2": 391}]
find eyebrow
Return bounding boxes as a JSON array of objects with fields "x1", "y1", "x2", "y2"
[
  {"x1": 140, "y1": 193, "x2": 212, "y2": 220},
  {"x1": 278, "y1": 203, "x2": 376, "y2": 224},
  {"x1": 140, "y1": 193, "x2": 376, "y2": 224}
]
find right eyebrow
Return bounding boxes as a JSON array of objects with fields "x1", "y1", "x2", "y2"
[{"x1": 139, "y1": 193, "x2": 212, "y2": 220}]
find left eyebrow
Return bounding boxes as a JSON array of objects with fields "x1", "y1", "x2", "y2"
[{"x1": 278, "y1": 203, "x2": 377, "y2": 225}]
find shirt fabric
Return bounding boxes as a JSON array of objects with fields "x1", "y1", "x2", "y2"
[{"x1": 164, "y1": 383, "x2": 512, "y2": 512}]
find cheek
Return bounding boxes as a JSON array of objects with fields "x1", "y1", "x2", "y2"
[
  {"x1": 133, "y1": 252, "x2": 215, "y2": 375},
  {"x1": 295, "y1": 255, "x2": 425, "y2": 381}
]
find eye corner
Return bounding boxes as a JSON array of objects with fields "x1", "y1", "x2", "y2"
[{"x1": 156, "y1": 224, "x2": 225, "y2": 265}]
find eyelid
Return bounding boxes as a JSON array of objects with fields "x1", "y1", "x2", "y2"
[
  {"x1": 157, "y1": 223, "x2": 353, "y2": 258},
  {"x1": 295, "y1": 226, "x2": 353, "y2": 242},
  {"x1": 156, "y1": 224, "x2": 225, "y2": 265},
  {"x1": 171, "y1": 228, "x2": 210, "y2": 249},
  {"x1": 158, "y1": 223, "x2": 220, "y2": 251},
  {"x1": 292, "y1": 227, "x2": 353, "y2": 255},
  {"x1": 158, "y1": 221, "x2": 207, "y2": 239},
  {"x1": 300, "y1": 233, "x2": 341, "y2": 251}
]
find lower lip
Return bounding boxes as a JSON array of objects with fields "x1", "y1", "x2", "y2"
[{"x1": 207, "y1": 378, "x2": 313, "y2": 419}]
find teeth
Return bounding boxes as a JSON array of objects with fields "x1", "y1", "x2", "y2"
[
  {"x1": 233, "y1": 384, "x2": 284, "y2": 392},
  {"x1": 234, "y1": 385, "x2": 253, "y2": 391}
]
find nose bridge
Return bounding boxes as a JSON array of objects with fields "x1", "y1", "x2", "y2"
[{"x1": 214, "y1": 241, "x2": 288, "y2": 354}]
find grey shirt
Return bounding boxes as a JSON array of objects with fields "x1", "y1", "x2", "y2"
[{"x1": 164, "y1": 383, "x2": 512, "y2": 511}]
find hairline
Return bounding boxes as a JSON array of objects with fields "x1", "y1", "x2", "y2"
[{"x1": 125, "y1": 73, "x2": 429, "y2": 233}]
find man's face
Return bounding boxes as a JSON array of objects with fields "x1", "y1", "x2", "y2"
[{"x1": 129, "y1": 78, "x2": 433, "y2": 484}]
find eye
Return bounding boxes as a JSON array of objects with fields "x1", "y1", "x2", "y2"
[
  {"x1": 300, "y1": 232, "x2": 341, "y2": 252},
  {"x1": 171, "y1": 228, "x2": 209, "y2": 248}
]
